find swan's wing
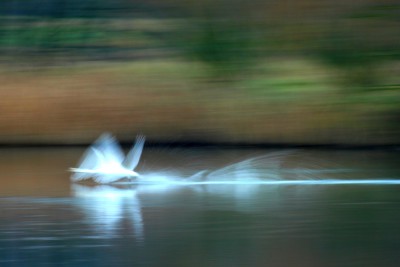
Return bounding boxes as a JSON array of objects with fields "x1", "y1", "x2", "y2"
[
  {"x1": 70, "y1": 147, "x2": 106, "y2": 181},
  {"x1": 94, "y1": 133, "x2": 125, "y2": 164},
  {"x1": 71, "y1": 170, "x2": 94, "y2": 181},
  {"x1": 71, "y1": 170, "x2": 92, "y2": 181},
  {"x1": 123, "y1": 135, "x2": 145, "y2": 170},
  {"x1": 70, "y1": 133, "x2": 125, "y2": 182},
  {"x1": 78, "y1": 147, "x2": 104, "y2": 169}
]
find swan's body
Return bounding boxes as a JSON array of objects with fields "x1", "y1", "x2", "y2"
[{"x1": 70, "y1": 134, "x2": 145, "y2": 184}]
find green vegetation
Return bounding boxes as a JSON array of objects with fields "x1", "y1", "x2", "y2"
[{"x1": 0, "y1": 0, "x2": 399, "y2": 144}]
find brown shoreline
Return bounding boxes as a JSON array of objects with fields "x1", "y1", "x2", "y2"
[{"x1": 0, "y1": 61, "x2": 398, "y2": 146}]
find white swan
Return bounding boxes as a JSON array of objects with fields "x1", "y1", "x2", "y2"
[{"x1": 70, "y1": 133, "x2": 145, "y2": 184}]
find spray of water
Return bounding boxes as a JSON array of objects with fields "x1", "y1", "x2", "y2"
[
  {"x1": 128, "y1": 151, "x2": 400, "y2": 186},
  {"x1": 70, "y1": 135, "x2": 400, "y2": 186}
]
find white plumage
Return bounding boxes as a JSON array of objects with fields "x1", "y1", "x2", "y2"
[{"x1": 70, "y1": 133, "x2": 145, "y2": 184}]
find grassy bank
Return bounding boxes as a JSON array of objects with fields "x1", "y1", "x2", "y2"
[{"x1": 0, "y1": 58, "x2": 399, "y2": 145}]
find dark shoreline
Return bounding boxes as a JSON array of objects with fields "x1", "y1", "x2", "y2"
[{"x1": 0, "y1": 141, "x2": 398, "y2": 151}]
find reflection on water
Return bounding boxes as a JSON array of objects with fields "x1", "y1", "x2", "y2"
[
  {"x1": 0, "y1": 148, "x2": 400, "y2": 267},
  {"x1": 70, "y1": 179, "x2": 288, "y2": 243},
  {"x1": 70, "y1": 180, "x2": 272, "y2": 243},
  {"x1": 72, "y1": 184, "x2": 144, "y2": 240}
]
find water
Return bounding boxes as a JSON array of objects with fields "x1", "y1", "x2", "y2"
[{"x1": 0, "y1": 147, "x2": 400, "y2": 267}]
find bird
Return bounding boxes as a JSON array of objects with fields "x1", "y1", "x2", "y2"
[{"x1": 70, "y1": 133, "x2": 145, "y2": 184}]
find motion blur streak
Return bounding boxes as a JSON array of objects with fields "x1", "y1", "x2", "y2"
[{"x1": 0, "y1": 0, "x2": 398, "y2": 145}]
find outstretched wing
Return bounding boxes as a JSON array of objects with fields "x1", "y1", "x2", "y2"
[
  {"x1": 94, "y1": 133, "x2": 125, "y2": 164},
  {"x1": 123, "y1": 135, "x2": 145, "y2": 170},
  {"x1": 70, "y1": 147, "x2": 105, "y2": 181},
  {"x1": 71, "y1": 133, "x2": 123, "y2": 182}
]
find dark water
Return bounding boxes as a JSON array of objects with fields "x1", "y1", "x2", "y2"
[{"x1": 0, "y1": 148, "x2": 400, "y2": 267}]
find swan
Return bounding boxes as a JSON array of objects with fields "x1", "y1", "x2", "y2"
[{"x1": 70, "y1": 133, "x2": 145, "y2": 184}]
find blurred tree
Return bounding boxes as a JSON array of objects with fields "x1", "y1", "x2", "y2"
[
  {"x1": 167, "y1": 0, "x2": 263, "y2": 81},
  {"x1": 0, "y1": 0, "x2": 399, "y2": 81},
  {"x1": 312, "y1": 2, "x2": 400, "y2": 91}
]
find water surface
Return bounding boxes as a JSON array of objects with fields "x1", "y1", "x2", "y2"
[{"x1": 0, "y1": 148, "x2": 399, "y2": 267}]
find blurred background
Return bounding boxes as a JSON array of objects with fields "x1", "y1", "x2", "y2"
[{"x1": 0, "y1": 0, "x2": 399, "y2": 145}]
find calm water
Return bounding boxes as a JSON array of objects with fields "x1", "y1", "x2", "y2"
[{"x1": 0, "y1": 147, "x2": 400, "y2": 267}]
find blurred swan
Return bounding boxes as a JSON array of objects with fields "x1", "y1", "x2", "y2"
[{"x1": 70, "y1": 133, "x2": 145, "y2": 184}]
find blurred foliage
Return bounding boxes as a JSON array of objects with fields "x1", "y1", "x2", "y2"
[
  {"x1": 0, "y1": 0, "x2": 399, "y2": 91},
  {"x1": 176, "y1": 19, "x2": 257, "y2": 79},
  {"x1": 167, "y1": 0, "x2": 262, "y2": 80},
  {"x1": 0, "y1": 0, "x2": 399, "y2": 145},
  {"x1": 313, "y1": 3, "x2": 400, "y2": 90}
]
